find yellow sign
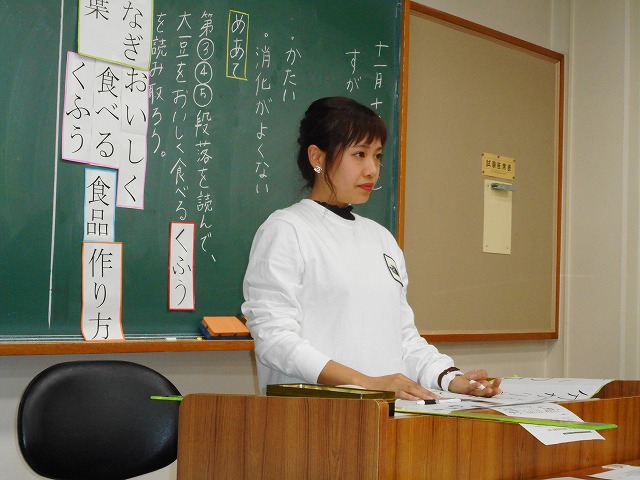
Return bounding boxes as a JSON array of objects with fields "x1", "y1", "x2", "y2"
[{"x1": 482, "y1": 153, "x2": 515, "y2": 180}]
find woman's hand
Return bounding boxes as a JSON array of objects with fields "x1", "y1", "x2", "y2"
[
  {"x1": 448, "y1": 369, "x2": 502, "y2": 397},
  {"x1": 362, "y1": 373, "x2": 440, "y2": 401},
  {"x1": 317, "y1": 360, "x2": 438, "y2": 401}
]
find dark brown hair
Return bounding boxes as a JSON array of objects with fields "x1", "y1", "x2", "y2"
[{"x1": 296, "y1": 97, "x2": 387, "y2": 191}]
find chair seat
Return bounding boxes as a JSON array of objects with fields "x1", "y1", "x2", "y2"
[{"x1": 18, "y1": 361, "x2": 181, "y2": 480}]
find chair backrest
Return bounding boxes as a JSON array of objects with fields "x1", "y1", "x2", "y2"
[{"x1": 18, "y1": 360, "x2": 181, "y2": 480}]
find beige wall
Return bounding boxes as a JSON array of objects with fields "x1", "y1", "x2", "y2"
[
  {"x1": 563, "y1": 0, "x2": 640, "y2": 379},
  {"x1": 3, "y1": 1, "x2": 640, "y2": 478},
  {"x1": 414, "y1": 0, "x2": 640, "y2": 381}
]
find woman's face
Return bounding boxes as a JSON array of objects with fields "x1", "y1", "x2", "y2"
[{"x1": 312, "y1": 138, "x2": 383, "y2": 207}]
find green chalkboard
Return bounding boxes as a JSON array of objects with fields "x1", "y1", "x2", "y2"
[{"x1": 0, "y1": 0, "x2": 402, "y2": 342}]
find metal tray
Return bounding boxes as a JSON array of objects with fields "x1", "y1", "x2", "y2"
[{"x1": 266, "y1": 383, "x2": 395, "y2": 415}]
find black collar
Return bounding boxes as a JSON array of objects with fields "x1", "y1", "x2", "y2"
[{"x1": 314, "y1": 201, "x2": 355, "y2": 220}]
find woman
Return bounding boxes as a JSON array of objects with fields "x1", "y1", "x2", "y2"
[{"x1": 242, "y1": 97, "x2": 501, "y2": 400}]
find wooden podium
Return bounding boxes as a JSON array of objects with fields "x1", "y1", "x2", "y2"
[{"x1": 176, "y1": 381, "x2": 640, "y2": 479}]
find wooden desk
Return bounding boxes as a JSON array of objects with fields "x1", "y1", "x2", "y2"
[{"x1": 177, "y1": 381, "x2": 640, "y2": 479}]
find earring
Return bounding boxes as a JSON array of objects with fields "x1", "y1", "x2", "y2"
[{"x1": 314, "y1": 165, "x2": 322, "y2": 173}]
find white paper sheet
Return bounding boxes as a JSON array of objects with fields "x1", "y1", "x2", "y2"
[
  {"x1": 81, "y1": 242, "x2": 124, "y2": 340},
  {"x1": 492, "y1": 402, "x2": 604, "y2": 445},
  {"x1": 84, "y1": 168, "x2": 116, "y2": 242},
  {"x1": 168, "y1": 222, "x2": 196, "y2": 310},
  {"x1": 395, "y1": 377, "x2": 615, "y2": 445},
  {"x1": 78, "y1": 0, "x2": 153, "y2": 70},
  {"x1": 62, "y1": 52, "x2": 149, "y2": 209},
  {"x1": 590, "y1": 465, "x2": 640, "y2": 479}
]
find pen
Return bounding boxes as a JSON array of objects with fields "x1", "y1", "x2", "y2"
[
  {"x1": 469, "y1": 379, "x2": 485, "y2": 390},
  {"x1": 416, "y1": 398, "x2": 462, "y2": 405}
]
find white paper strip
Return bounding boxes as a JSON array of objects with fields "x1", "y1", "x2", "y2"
[
  {"x1": 78, "y1": 0, "x2": 153, "y2": 71},
  {"x1": 81, "y1": 242, "x2": 124, "y2": 340},
  {"x1": 168, "y1": 222, "x2": 196, "y2": 310},
  {"x1": 84, "y1": 168, "x2": 116, "y2": 242}
]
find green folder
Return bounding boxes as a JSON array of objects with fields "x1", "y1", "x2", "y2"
[{"x1": 395, "y1": 407, "x2": 617, "y2": 430}]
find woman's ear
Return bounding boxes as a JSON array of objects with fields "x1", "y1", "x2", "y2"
[{"x1": 307, "y1": 145, "x2": 325, "y2": 172}]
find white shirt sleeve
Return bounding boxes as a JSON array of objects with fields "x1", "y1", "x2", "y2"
[{"x1": 242, "y1": 217, "x2": 331, "y2": 385}]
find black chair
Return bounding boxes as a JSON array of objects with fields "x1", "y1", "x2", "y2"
[{"x1": 17, "y1": 360, "x2": 181, "y2": 480}]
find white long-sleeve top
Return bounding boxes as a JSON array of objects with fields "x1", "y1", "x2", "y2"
[{"x1": 242, "y1": 199, "x2": 455, "y2": 394}]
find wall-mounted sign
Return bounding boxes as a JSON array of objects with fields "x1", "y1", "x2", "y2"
[{"x1": 482, "y1": 152, "x2": 515, "y2": 180}]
